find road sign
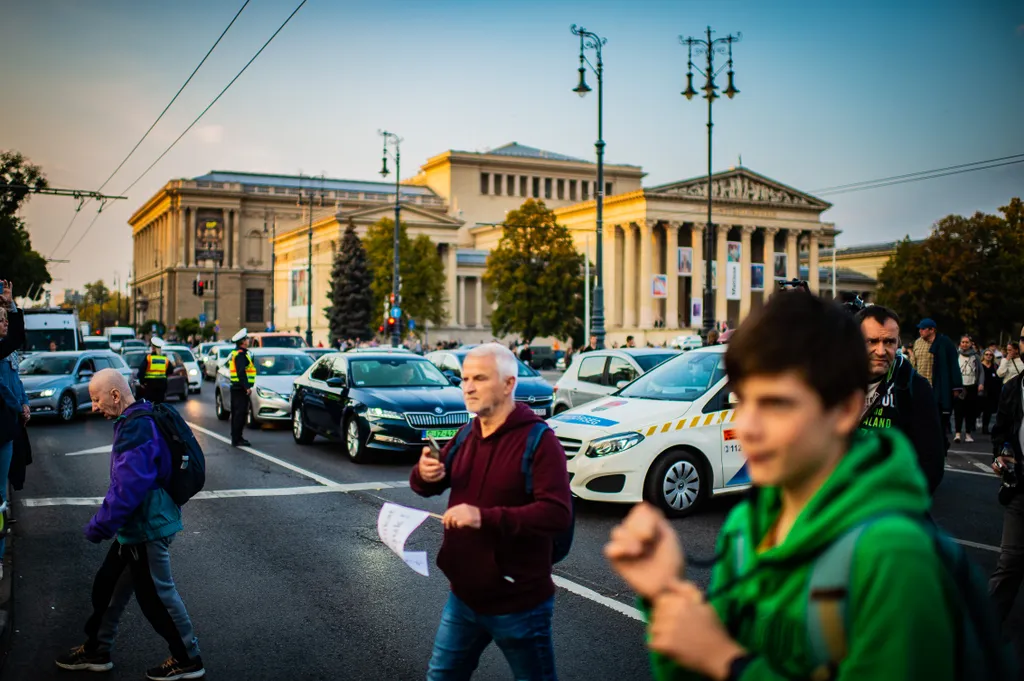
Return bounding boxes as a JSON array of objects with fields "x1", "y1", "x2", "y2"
[
  {"x1": 214, "y1": 325, "x2": 220, "y2": 333},
  {"x1": 391, "y1": 306, "x2": 401, "y2": 318},
  {"x1": 408, "y1": 319, "x2": 415, "y2": 330},
  {"x1": 198, "y1": 313, "x2": 207, "y2": 323},
  {"x1": 198, "y1": 320, "x2": 206, "y2": 329}
]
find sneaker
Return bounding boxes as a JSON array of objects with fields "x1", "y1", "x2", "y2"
[
  {"x1": 966, "y1": 434, "x2": 975, "y2": 443},
  {"x1": 146, "y1": 655, "x2": 205, "y2": 680},
  {"x1": 55, "y1": 645, "x2": 113, "y2": 672},
  {"x1": 954, "y1": 433, "x2": 961, "y2": 443}
]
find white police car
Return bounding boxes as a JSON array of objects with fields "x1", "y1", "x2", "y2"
[{"x1": 547, "y1": 345, "x2": 749, "y2": 517}]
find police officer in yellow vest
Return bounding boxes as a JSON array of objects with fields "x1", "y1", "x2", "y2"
[
  {"x1": 140, "y1": 337, "x2": 172, "y2": 404},
  {"x1": 229, "y1": 328, "x2": 256, "y2": 447}
]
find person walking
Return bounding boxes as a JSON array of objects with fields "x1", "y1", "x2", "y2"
[
  {"x1": 954, "y1": 335, "x2": 983, "y2": 443},
  {"x1": 998, "y1": 342, "x2": 1024, "y2": 385},
  {"x1": 228, "y1": 328, "x2": 255, "y2": 447},
  {"x1": 54, "y1": 369, "x2": 203, "y2": 680},
  {"x1": 139, "y1": 337, "x2": 171, "y2": 405},
  {"x1": 410, "y1": 343, "x2": 572, "y2": 681},
  {"x1": 0, "y1": 281, "x2": 28, "y2": 579},
  {"x1": 912, "y1": 318, "x2": 963, "y2": 434},
  {"x1": 982, "y1": 348, "x2": 1002, "y2": 435}
]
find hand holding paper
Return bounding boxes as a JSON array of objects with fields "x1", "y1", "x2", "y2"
[{"x1": 377, "y1": 502, "x2": 432, "y2": 576}]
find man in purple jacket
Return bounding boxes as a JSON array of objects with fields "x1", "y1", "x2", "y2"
[{"x1": 54, "y1": 369, "x2": 204, "y2": 680}]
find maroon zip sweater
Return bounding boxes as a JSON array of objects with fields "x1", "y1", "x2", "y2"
[{"x1": 410, "y1": 403, "x2": 572, "y2": 615}]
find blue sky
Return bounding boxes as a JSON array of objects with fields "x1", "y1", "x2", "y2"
[{"x1": 2, "y1": 0, "x2": 1022, "y2": 291}]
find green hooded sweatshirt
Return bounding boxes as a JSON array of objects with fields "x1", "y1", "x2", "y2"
[{"x1": 649, "y1": 428, "x2": 956, "y2": 681}]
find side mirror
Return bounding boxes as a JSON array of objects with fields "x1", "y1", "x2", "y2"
[
  {"x1": 78, "y1": 369, "x2": 94, "y2": 382},
  {"x1": 325, "y1": 377, "x2": 346, "y2": 389},
  {"x1": 449, "y1": 375, "x2": 462, "y2": 387},
  {"x1": 727, "y1": 392, "x2": 739, "y2": 405}
]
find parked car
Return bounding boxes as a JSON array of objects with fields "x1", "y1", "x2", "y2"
[
  {"x1": 201, "y1": 344, "x2": 235, "y2": 379},
  {"x1": 290, "y1": 352, "x2": 467, "y2": 463},
  {"x1": 247, "y1": 332, "x2": 307, "y2": 349},
  {"x1": 670, "y1": 335, "x2": 704, "y2": 351},
  {"x1": 521, "y1": 345, "x2": 560, "y2": 370},
  {"x1": 103, "y1": 326, "x2": 136, "y2": 352},
  {"x1": 425, "y1": 349, "x2": 555, "y2": 418},
  {"x1": 119, "y1": 339, "x2": 148, "y2": 354},
  {"x1": 548, "y1": 345, "x2": 745, "y2": 517},
  {"x1": 122, "y1": 350, "x2": 189, "y2": 401},
  {"x1": 82, "y1": 337, "x2": 111, "y2": 351},
  {"x1": 552, "y1": 348, "x2": 680, "y2": 414},
  {"x1": 213, "y1": 348, "x2": 313, "y2": 426},
  {"x1": 19, "y1": 351, "x2": 132, "y2": 422},
  {"x1": 304, "y1": 348, "x2": 335, "y2": 361},
  {"x1": 163, "y1": 344, "x2": 203, "y2": 393}
]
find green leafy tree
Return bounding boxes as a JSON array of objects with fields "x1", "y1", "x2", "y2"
[
  {"x1": 0, "y1": 151, "x2": 51, "y2": 298},
  {"x1": 325, "y1": 220, "x2": 374, "y2": 341},
  {"x1": 364, "y1": 218, "x2": 448, "y2": 335},
  {"x1": 876, "y1": 199, "x2": 1024, "y2": 342},
  {"x1": 176, "y1": 317, "x2": 200, "y2": 340},
  {"x1": 483, "y1": 199, "x2": 585, "y2": 341},
  {"x1": 78, "y1": 281, "x2": 131, "y2": 332}
]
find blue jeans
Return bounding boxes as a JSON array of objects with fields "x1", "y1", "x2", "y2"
[
  {"x1": 427, "y1": 593, "x2": 557, "y2": 681},
  {"x1": 0, "y1": 439, "x2": 12, "y2": 561}
]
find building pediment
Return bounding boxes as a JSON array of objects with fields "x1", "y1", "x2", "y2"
[
  {"x1": 341, "y1": 203, "x2": 463, "y2": 227},
  {"x1": 646, "y1": 168, "x2": 831, "y2": 211}
]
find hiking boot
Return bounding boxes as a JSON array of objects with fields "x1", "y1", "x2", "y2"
[
  {"x1": 146, "y1": 655, "x2": 205, "y2": 680},
  {"x1": 55, "y1": 645, "x2": 113, "y2": 672},
  {"x1": 966, "y1": 433, "x2": 975, "y2": 443},
  {"x1": 954, "y1": 433, "x2": 961, "y2": 443}
]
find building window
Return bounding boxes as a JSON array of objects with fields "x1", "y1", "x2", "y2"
[
  {"x1": 290, "y1": 269, "x2": 307, "y2": 307},
  {"x1": 582, "y1": 181, "x2": 590, "y2": 201},
  {"x1": 480, "y1": 172, "x2": 490, "y2": 195},
  {"x1": 544, "y1": 178, "x2": 552, "y2": 199},
  {"x1": 605, "y1": 182, "x2": 613, "y2": 196},
  {"x1": 506, "y1": 175, "x2": 515, "y2": 196},
  {"x1": 532, "y1": 177, "x2": 540, "y2": 198},
  {"x1": 494, "y1": 173, "x2": 502, "y2": 196},
  {"x1": 557, "y1": 179, "x2": 565, "y2": 200},
  {"x1": 569, "y1": 180, "x2": 577, "y2": 201},
  {"x1": 519, "y1": 176, "x2": 527, "y2": 197},
  {"x1": 245, "y1": 289, "x2": 264, "y2": 323}
]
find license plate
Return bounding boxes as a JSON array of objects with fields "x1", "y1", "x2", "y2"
[
  {"x1": 423, "y1": 428, "x2": 459, "y2": 441},
  {"x1": 532, "y1": 408, "x2": 549, "y2": 417}
]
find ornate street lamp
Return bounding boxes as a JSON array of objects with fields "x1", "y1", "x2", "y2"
[{"x1": 379, "y1": 130, "x2": 402, "y2": 347}]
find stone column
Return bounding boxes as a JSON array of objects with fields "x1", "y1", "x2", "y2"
[
  {"x1": 475, "y1": 277, "x2": 484, "y2": 328},
  {"x1": 178, "y1": 207, "x2": 186, "y2": 267},
  {"x1": 786, "y1": 229, "x2": 799, "y2": 280},
  {"x1": 665, "y1": 222, "x2": 680, "y2": 329},
  {"x1": 762, "y1": 226, "x2": 779, "y2": 289},
  {"x1": 715, "y1": 225, "x2": 728, "y2": 327},
  {"x1": 221, "y1": 208, "x2": 230, "y2": 268},
  {"x1": 808, "y1": 231, "x2": 820, "y2": 294},
  {"x1": 232, "y1": 209, "x2": 241, "y2": 269},
  {"x1": 188, "y1": 208, "x2": 197, "y2": 267},
  {"x1": 739, "y1": 225, "x2": 755, "y2": 320},
  {"x1": 638, "y1": 220, "x2": 654, "y2": 328},
  {"x1": 458, "y1": 275, "x2": 467, "y2": 327},
  {"x1": 602, "y1": 225, "x2": 618, "y2": 328},
  {"x1": 446, "y1": 244, "x2": 458, "y2": 325},
  {"x1": 690, "y1": 223, "x2": 705, "y2": 328},
  {"x1": 622, "y1": 224, "x2": 637, "y2": 327}
]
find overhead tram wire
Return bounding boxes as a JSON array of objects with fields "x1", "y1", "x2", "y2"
[
  {"x1": 812, "y1": 153, "x2": 1024, "y2": 196},
  {"x1": 48, "y1": 0, "x2": 251, "y2": 259},
  {"x1": 59, "y1": 0, "x2": 308, "y2": 261}
]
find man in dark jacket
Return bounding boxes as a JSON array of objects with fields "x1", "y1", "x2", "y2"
[
  {"x1": 228, "y1": 328, "x2": 254, "y2": 447},
  {"x1": 857, "y1": 306, "x2": 945, "y2": 494},
  {"x1": 411, "y1": 343, "x2": 572, "y2": 681},
  {"x1": 913, "y1": 318, "x2": 963, "y2": 434},
  {"x1": 54, "y1": 369, "x2": 203, "y2": 680}
]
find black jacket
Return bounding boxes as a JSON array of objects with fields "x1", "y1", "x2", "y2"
[
  {"x1": 232, "y1": 348, "x2": 252, "y2": 391},
  {"x1": 992, "y1": 374, "x2": 1023, "y2": 462},
  {"x1": 0, "y1": 309, "x2": 25, "y2": 446},
  {"x1": 860, "y1": 355, "x2": 946, "y2": 495}
]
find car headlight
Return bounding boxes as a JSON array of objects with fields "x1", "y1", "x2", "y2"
[
  {"x1": 255, "y1": 386, "x2": 284, "y2": 400},
  {"x1": 366, "y1": 407, "x2": 405, "y2": 421},
  {"x1": 39, "y1": 388, "x2": 55, "y2": 398},
  {"x1": 585, "y1": 432, "x2": 645, "y2": 458},
  {"x1": 188, "y1": 369, "x2": 198, "y2": 376}
]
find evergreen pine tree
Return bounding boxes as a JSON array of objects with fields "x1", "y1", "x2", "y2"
[{"x1": 325, "y1": 220, "x2": 374, "y2": 342}]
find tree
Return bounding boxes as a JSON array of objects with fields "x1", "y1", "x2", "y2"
[
  {"x1": 876, "y1": 199, "x2": 1024, "y2": 343},
  {"x1": 325, "y1": 220, "x2": 374, "y2": 341},
  {"x1": 364, "y1": 218, "x2": 448, "y2": 335},
  {"x1": 483, "y1": 199, "x2": 585, "y2": 341},
  {"x1": 0, "y1": 151, "x2": 51, "y2": 299},
  {"x1": 176, "y1": 317, "x2": 200, "y2": 340},
  {"x1": 78, "y1": 280, "x2": 131, "y2": 332}
]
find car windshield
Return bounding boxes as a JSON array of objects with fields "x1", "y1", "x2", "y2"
[
  {"x1": 350, "y1": 358, "x2": 451, "y2": 388},
  {"x1": 19, "y1": 354, "x2": 77, "y2": 375},
  {"x1": 254, "y1": 353, "x2": 313, "y2": 376},
  {"x1": 217, "y1": 347, "x2": 234, "y2": 359},
  {"x1": 618, "y1": 351, "x2": 726, "y2": 401},
  {"x1": 109, "y1": 333, "x2": 134, "y2": 343},
  {"x1": 123, "y1": 352, "x2": 148, "y2": 370},
  {"x1": 24, "y1": 329, "x2": 77, "y2": 352},
  {"x1": 259, "y1": 336, "x2": 306, "y2": 348},
  {"x1": 634, "y1": 353, "x2": 678, "y2": 372},
  {"x1": 168, "y1": 348, "x2": 195, "y2": 362},
  {"x1": 517, "y1": 360, "x2": 539, "y2": 377},
  {"x1": 83, "y1": 338, "x2": 111, "y2": 349}
]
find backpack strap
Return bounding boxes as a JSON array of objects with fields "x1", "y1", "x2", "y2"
[
  {"x1": 443, "y1": 423, "x2": 473, "y2": 474},
  {"x1": 521, "y1": 422, "x2": 550, "y2": 496}
]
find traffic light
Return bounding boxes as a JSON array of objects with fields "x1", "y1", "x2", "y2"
[
  {"x1": 386, "y1": 316, "x2": 396, "y2": 334},
  {"x1": 192, "y1": 279, "x2": 205, "y2": 296}
]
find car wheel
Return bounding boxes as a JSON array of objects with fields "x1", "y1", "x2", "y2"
[
  {"x1": 214, "y1": 390, "x2": 229, "y2": 421},
  {"x1": 292, "y1": 403, "x2": 315, "y2": 444},
  {"x1": 181, "y1": 387, "x2": 189, "y2": 401},
  {"x1": 644, "y1": 449, "x2": 708, "y2": 518},
  {"x1": 57, "y1": 392, "x2": 76, "y2": 423},
  {"x1": 247, "y1": 402, "x2": 258, "y2": 428},
  {"x1": 343, "y1": 414, "x2": 368, "y2": 464},
  {"x1": 553, "y1": 404, "x2": 568, "y2": 415}
]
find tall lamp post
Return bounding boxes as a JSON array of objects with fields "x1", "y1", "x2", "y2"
[
  {"x1": 379, "y1": 130, "x2": 402, "y2": 347},
  {"x1": 263, "y1": 212, "x2": 277, "y2": 332},
  {"x1": 297, "y1": 177, "x2": 323, "y2": 346},
  {"x1": 570, "y1": 24, "x2": 607, "y2": 350},
  {"x1": 680, "y1": 26, "x2": 740, "y2": 340}
]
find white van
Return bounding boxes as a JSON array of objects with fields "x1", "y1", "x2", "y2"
[
  {"x1": 23, "y1": 308, "x2": 83, "y2": 353},
  {"x1": 103, "y1": 326, "x2": 136, "y2": 352}
]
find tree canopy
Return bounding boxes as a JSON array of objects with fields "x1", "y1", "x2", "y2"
[
  {"x1": 876, "y1": 198, "x2": 1024, "y2": 343},
  {"x1": 0, "y1": 150, "x2": 52, "y2": 299},
  {"x1": 483, "y1": 199, "x2": 585, "y2": 342},
  {"x1": 325, "y1": 220, "x2": 374, "y2": 341}
]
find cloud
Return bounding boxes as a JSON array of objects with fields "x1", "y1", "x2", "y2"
[{"x1": 195, "y1": 124, "x2": 224, "y2": 145}]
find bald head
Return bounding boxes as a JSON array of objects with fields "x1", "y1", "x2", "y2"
[{"x1": 89, "y1": 368, "x2": 135, "y2": 419}]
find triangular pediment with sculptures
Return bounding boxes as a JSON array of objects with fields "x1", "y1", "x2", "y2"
[{"x1": 646, "y1": 168, "x2": 831, "y2": 210}]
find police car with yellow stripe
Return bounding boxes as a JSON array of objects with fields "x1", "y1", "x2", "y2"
[{"x1": 547, "y1": 345, "x2": 748, "y2": 517}]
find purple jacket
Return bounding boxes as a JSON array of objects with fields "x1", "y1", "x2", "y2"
[{"x1": 85, "y1": 401, "x2": 183, "y2": 544}]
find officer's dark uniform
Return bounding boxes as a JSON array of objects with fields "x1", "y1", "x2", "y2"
[
  {"x1": 140, "y1": 348, "x2": 171, "y2": 404},
  {"x1": 229, "y1": 344, "x2": 255, "y2": 446}
]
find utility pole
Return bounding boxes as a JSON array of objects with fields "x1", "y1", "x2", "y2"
[
  {"x1": 379, "y1": 130, "x2": 402, "y2": 347},
  {"x1": 264, "y1": 213, "x2": 277, "y2": 331}
]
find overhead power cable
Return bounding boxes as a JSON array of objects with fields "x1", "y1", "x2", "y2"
[
  {"x1": 49, "y1": 0, "x2": 250, "y2": 258},
  {"x1": 812, "y1": 153, "x2": 1024, "y2": 196},
  {"x1": 60, "y1": 0, "x2": 307, "y2": 261}
]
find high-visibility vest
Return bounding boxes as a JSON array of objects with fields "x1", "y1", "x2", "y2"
[
  {"x1": 229, "y1": 350, "x2": 257, "y2": 384},
  {"x1": 143, "y1": 354, "x2": 168, "y2": 380}
]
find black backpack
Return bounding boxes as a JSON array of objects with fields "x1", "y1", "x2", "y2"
[
  {"x1": 126, "y1": 403, "x2": 206, "y2": 506},
  {"x1": 445, "y1": 421, "x2": 575, "y2": 563}
]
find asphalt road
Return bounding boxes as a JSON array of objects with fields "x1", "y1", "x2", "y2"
[{"x1": 3, "y1": 385, "x2": 1022, "y2": 680}]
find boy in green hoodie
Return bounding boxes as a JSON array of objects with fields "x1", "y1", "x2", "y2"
[{"x1": 606, "y1": 291, "x2": 957, "y2": 681}]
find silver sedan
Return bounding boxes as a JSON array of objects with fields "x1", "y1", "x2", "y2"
[{"x1": 213, "y1": 348, "x2": 313, "y2": 426}]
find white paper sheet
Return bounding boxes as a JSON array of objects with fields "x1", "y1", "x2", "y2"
[{"x1": 377, "y1": 502, "x2": 431, "y2": 576}]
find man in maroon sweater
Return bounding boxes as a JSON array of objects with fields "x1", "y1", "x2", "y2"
[{"x1": 411, "y1": 343, "x2": 572, "y2": 681}]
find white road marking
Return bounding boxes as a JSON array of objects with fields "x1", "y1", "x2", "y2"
[
  {"x1": 954, "y1": 538, "x2": 1000, "y2": 553},
  {"x1": 944, "y1": 465, "x2": 997, "y2": 478},
  {"x1": 553, "y1": 575, "x2": 644, "y2": 621},
  {"x1": 974, "y1": 462, "x2": 996, "y2": 474},
  {"x1": 22, "y1": 496, "x2": 104, "y2": 507},
  {"x1": 64, "y1": 445, "x2": 111, "y2": 457}
]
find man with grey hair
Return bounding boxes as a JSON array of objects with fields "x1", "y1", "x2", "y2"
[{"x1": 411, "y1": 342, "x2": 571, "y2": 680}]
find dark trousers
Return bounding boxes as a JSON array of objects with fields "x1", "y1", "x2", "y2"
[
  {"x1": 141, "y1": 380, "x2": 167, "y2": 405},
  {"x1": 991, "y1": 492, "x2": 1024, "y2": 623},
  {"x1": 230, "y1": 388, "x2": 248, "y2": 444},
  {"x1": 954, "y1": 384, "x2": 979, "y2": 434},
  {"x1": 84, "y1": 538, "x2": 198, "y2": 660},
  {"x1": 983, "y1": 387, "x2": 1002, "y2": 433}
]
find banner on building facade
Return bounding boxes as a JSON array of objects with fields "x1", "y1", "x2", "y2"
[
  {"x1": 727, "y1": 241, "x2": 741, "y2": 263},
  {"x1": 194, "y1": 209, "x2": 225, "y2": 264},
  {"x1": 677, "y1": 247, "x2": 693, "y2": 276},
  {"x1": 774, "y1": 253, "x2": 787, "y2": 280},
  {"x1": 751, "y1": 264, "x2": 765, "y2": 291},
  {"x1": 726, "y1": 262, "x2": 741, "y2": 300},
  {"x1": 690, "y1": 298, "x2": 702, "y2": 326},
  {"x1": 652, "y1": 274, "x2": 668, "y2": 299}
]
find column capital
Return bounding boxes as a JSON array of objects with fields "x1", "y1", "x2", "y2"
[
  {"x1": 691, "y1": 222, "x2": 706, "y2": 234},
  {"x1": 741, "y1": 225, "x2": 757, "y2": 236},
  {"x1": 762, "y1": 226, "x2": 780, "y2": 238}
]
